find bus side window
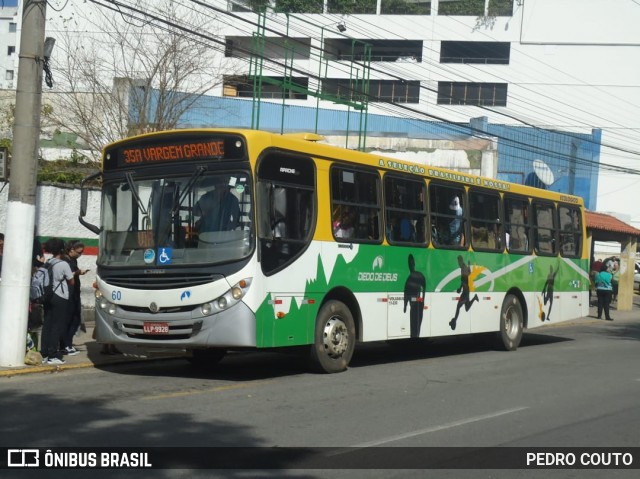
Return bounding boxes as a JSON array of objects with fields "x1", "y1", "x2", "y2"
[
  {"x1": 383, "y1": 174, "x2": 426, "y2": 246},
  {"x1": 429, "y1": 184, "x2": 466, "y2": 248},
  {"x1": 257, "y1": 154, "x2": 316, "y2": 275},
  {"x1": 505, "y1": 197, "x2": 530, "y2": 253},
  {"x1": 558, "y1": 205, "x2": 581, "y2": 257},
  {"x1": 533, "y1": 201, "x2": 557, "y2": 255},
  {"x1": 332, "y1": 166, "x2": 381, "y2": 243},
  {"x1": 272, "y1": 186, "x2": 287, "y2": 240},
  {"x1": 469, "y1": 190, "x2": 502, "y2": 251}
]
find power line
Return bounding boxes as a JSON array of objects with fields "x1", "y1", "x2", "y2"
[{"x1": 80, "y1": 0, "x2": 640, "y2": 175}]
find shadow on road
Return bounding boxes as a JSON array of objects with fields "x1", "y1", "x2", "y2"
[{"x1": 95, "y1": 327, "x2": 575, "y2": 381}]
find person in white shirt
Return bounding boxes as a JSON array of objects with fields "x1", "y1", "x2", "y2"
[{"x1": 40, "y1": 238, "x2": 75, "y2": 365}]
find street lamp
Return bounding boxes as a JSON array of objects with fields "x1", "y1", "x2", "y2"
[{"x1": 43, "y1": 37, "x2": 55, "y2": 88}]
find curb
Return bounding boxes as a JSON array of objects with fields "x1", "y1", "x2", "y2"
[
  {"x1": 0, "y1": 361, "x2": 96, "y2": 377},
  {"x1": 0, "y1": 355, "x2": 180, "y2": 378}
]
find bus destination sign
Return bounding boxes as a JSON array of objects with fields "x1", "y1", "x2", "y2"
[
  {"x1": 121, "y1": 140, "x2": 224, "y2": 164},
  {"x1": 106, "y1": 135, "x2": 245, "y2": 170}
]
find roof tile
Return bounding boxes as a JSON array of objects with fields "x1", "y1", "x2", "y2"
[{"x1": 586, "y1": 210, "x2": 640, "y2": 237}]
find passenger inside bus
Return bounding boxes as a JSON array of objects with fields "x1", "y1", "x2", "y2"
[
  {"x1": 194, "y1": 177, "x2": 240, "y2": 234},
  {"x1": 333, "y1": 207, "x2": 356, "y2": 239},
  {"x1": 448, "y1": 196, "x2": 464, "y2": 245}
]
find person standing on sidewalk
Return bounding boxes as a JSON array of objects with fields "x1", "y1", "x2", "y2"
[
  {"x1": 594, "y1": 262, "x2": 614, "y2": 321},
  {"x1": 40, "y1": 238, "x2": 75, "y2": 365},
  {"x1": 61, "y1": 240, "x2": 88, "y2": 356}
]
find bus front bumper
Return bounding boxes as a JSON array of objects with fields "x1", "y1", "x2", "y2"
[{"x1": 94, "y1": 301, "x2": 257, "y2": 350}]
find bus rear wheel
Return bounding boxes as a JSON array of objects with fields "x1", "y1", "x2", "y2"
[
  {"x1": 497, "y1": 294, "x2": 523, "y2": 351},
  {"x1": 309, "y1": 300, "x2": 356, "y2": 373},
  {"x1": 187, "y1": 348, "x2": 226, "y2": 369}
]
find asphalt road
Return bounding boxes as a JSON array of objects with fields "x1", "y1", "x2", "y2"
[{"x1": 2, "y1": 316, "x2": 639, "y2": 479}]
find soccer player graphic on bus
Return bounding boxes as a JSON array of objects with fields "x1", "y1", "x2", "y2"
[
  {"x1": 403, "y1": 254, "x2": 426, "y2": 338},
  {"x1": 538, "y1": 264, "x2": 559, "y2": 321},
  {"x1": 449, "y1": 255, "x2": 481, "y2": 331}
]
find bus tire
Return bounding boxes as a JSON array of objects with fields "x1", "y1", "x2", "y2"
[
  {"x1": 187, "y1": 348, "x2": 226, "y2": 369},
  {"x1": 309, "y1": 300, "x2": 356, "y2": 374},
  {"x1": 497, "y1": 294, "x2": 524, "y2": 351}
]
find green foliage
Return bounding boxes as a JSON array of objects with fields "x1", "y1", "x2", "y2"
[
  {"x1": 488, "y1": 0, "x2": 513, "y2": 16},
  {"x1": 275, "y1": 0, "x2": 323, "y2": 13},
  {"x1": 439, "y1": 0, "x2": 513, "y2": 16},
  {"x1": 381, "y1": 0, "x2": 431, "y2": 15},
  {"x1": 328, "y1": 0, "x2": 377, "y2": 15},
  {"x1": 438, "y1": 0, "x2": 485, "y2": 16},
  {"x1": 245, "y1": 0, "x2": 270, "y2": 11},
  {"x1": 37, "y1": 151, "x2": 100, "y2": 186}
]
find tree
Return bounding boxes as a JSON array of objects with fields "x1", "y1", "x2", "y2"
[{"x1": 48, "y1": 0, "x2": 239, "y2": 157}]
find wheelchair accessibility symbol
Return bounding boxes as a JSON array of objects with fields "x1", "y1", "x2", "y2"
[{"x1": 158, "y1": 247, "x2": 173, "y2": 265}]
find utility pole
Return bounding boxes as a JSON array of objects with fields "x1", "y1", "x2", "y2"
[{"x1": 0, "y1": 0, "x2": 47, "y2": 367}]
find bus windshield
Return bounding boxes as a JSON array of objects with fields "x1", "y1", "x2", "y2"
[{"x1": 98, "y1": 172, "x2": 253, "y2": 267}]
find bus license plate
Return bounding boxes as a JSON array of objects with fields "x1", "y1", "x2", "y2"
[{"x1": 143, "y1": 322, "x2": 169, "y2": 334}]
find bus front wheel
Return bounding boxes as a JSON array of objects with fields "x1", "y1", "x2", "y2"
[
  {"x1": 187, "y1": 348, "x2": 226, "y2": 369},
  {"x1": 497, "y1": 294, "x2": 523, "y2": 351},
  {"x1": 310, "y1": 300, "x2": 356, "y2": 374}
]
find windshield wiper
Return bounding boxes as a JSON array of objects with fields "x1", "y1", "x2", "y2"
[
  {"x1": 125, "y1": 172, "x2": 147, "y2": 215},
  {"x1": 171, "y1": 166, "x2": 205, "y2": 217}
]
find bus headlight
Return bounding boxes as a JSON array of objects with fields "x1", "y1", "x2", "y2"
[
  {"x1": 95, "y1": 289, "x2": 116, "y2": 314},
  {"x1": 211, "y1": 278, "x2": 252, "y2": 313},
  {"x1": 98, "y1": 296, "x2": 110, "y2": 309},
  {"x1": 201, "y1": 303, "x2": 213, "y2": 315}
]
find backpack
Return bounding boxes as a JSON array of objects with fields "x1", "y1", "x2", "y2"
[{"x1": 30, "y1": 259, "x2": 62, "y2": 305}]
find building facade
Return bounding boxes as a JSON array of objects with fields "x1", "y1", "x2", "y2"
[
  {"x1": 0, "y1": 1, "x2": 18, "y2": 91},
  {"x1": 5, "y1": 0, "x2": 638, "y2": 222}
]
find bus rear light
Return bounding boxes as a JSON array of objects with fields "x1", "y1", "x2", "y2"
[{"x1": 277, "y1": 312, "x2": 285, "y2": 319}]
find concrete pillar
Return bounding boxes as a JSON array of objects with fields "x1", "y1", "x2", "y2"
[{"x1": 617, "y1": 235, "x2": 637, "y2": 312}]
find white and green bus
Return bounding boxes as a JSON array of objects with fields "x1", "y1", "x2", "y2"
[{"x1": 79, "y1": 129, "x2": 589, "y2": 373}]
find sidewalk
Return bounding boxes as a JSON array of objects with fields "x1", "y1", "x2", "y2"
[
  {"x1": 0, "y1": 324, "x2": 181, "y2": 378},
  {"x1": 2, "y1": 296, "x2": 638, "y2": 377}
]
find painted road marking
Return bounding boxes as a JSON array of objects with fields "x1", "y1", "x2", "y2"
[{"x1": 350, "y1": 406, "x2": 529, "y2": 448}]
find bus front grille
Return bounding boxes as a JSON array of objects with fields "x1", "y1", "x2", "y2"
[{"x1": 103, "y1": 273, "x2": 221, "y2": 290}]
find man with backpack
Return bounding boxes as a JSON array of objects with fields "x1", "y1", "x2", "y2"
[{"x1": 38, "y1": 238, "x2": 75, "y2": 365}]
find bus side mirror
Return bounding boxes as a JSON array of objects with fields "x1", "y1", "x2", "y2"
[
  {"x1": 80, "y1": 188, "x2": 88, "y2": 217},
  {"x1": 78, "y1": 172, "x2": 102, "y2": 235}
]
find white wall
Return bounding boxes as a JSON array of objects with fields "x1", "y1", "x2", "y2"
[{"x1": 0, "y1": 182, "x2": 100, "y2": 309}]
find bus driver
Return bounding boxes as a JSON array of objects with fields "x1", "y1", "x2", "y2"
[{"x1": 194, "y1": 177, "x2": 240, "y2": 233}]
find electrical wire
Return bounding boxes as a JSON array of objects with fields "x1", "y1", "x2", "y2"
[{"x1": 78, "y1": 0, "x2": 640, "y2": 175}]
